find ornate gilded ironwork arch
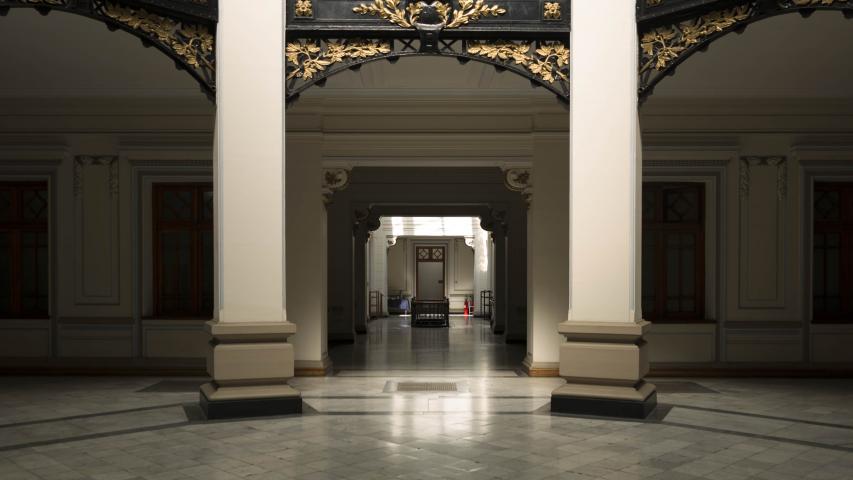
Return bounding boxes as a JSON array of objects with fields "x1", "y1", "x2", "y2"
[
  {"x1": 285, "y1": 0, "x2": 571, "y2": 104},
  {"x1": 637, "y1": 0, "x2": 853, "y2": 99},
  {"x1": 0, "y1": 0, "x2": 217, "y2": 98}
]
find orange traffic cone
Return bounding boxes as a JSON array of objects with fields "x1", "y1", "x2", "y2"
[{"x1": 463, "y1": 299, "x2": 469, "y2": 316}]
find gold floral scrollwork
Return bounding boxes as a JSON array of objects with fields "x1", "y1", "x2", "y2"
[
  {"x1": 353, "y1": 0, "x2": 506, "y2": 30},
  {"x1": 467, "y1": 41, "x2": 569, "y2": 84},
  {"x1": 101, "y1": 2, "x2": 214, "y2": 71},
  {"x1": 543, "y1": 2, "x2": 560, "y2": 20},
  {"x1": 286, "y1": 40, "x2": 392, "y2": 81},
  {"x1": 646, "y1": 0, "x2": 663, "y2": 6},
  {"x1": 640, "y1": 5, "x2": 753, "y2": 74},
  {"x1": 295, "y1": 0, "x2": 313, "y2": 17}
]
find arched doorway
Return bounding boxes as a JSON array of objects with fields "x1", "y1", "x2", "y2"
[
  {"x1": 0, "y1": 5, "x2": 215, "y2": 372},
  {"x1": 637, "y1": 4, "x2": 853, "y2": 368},
  {"x1": 283, "y1": 51, "x2": 569, "y2": 379}
]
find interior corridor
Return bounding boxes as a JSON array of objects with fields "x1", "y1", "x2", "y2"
[{"x1": 328, "y1": 315, "x2": 526, "y2": 374}]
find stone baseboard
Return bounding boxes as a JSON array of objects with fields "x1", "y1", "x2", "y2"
[
  {"x1": 521, "y1": 356, "x2": 560, "y2": 377},
  {"x1": 295, "y1": 355, "x2": 333, "y2": 376}
]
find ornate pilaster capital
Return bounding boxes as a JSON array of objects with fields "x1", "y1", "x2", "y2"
[
  {"x1": 387, "y1": 235, "x2": 398, "y2": 247},
  {"x1": 503, "y1": 167, "x2": 533, "y2": 207},
  {"x1": 464, "y1": 236, "x2": 476, "y2": 248},
  {"x1": 739, "y1": 156, "x2": 787, "y2": 200},
  {"x1": 73, "y1": 156, "x2": 118, "y2": 198},
  {"x1": 321, "y1": 168, "x2": 350, "y2": 205}
]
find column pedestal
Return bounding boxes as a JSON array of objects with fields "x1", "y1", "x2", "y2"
[
  {"x1": 551, "y1": 321, "x2": 656, "y2": 418},
  {"x1": 200, "y1": 321, "x2": 302, "y2": 419}
]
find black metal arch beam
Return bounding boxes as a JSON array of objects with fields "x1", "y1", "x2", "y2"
[
  {"x1": 0, "y1": 0, "x2": 217, "y2": 100},
  {"x1": 284, "y1": 0, "x2": 571, "y2": 105},
  {"x1": 637, "y1": 0, "x2": 853, "y2": 100},
  {"x1": 285, "y1": 38, "x2": 570, "y2": 106}
]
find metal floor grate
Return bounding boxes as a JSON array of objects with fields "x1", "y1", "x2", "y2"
[{"x1": 395, "y1": 382, "x2": 457, "y2": 392}]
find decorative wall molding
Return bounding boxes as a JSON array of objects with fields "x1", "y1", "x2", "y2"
[
  {"x1": 643, "y1": 159, "x2": 730, "y2": 168},
  {"x1": 74, "y1": 156, "x2": 118, "y2": 198},
  {"x1": 739, "y1": 156, "x2": 787, "y2": 200},
  {"x1": 738, "y1": 156, "x2": 788, "y2": 311},
  {"x1": 126, "y1": 159, "x2": 213, "y2": 168},
  {"x1": 73, "y1": 156, "x2": 121, "y2": 306}
]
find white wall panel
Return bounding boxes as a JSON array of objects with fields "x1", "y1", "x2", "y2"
[{"x1": 73, "y1": 156, "x2": 120, "y2": 305}]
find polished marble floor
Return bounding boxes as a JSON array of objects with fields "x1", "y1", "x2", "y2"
[
  {"x1": 328, "y1": 315, "x2": 526, "y2": 373},
  {"x1": 2, "y1": 375, "x2": 853, "y2": 479}
]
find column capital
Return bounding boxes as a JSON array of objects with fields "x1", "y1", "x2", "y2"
[{"x1": 322, "y1": 167, "x2": 350, "y2": 205}]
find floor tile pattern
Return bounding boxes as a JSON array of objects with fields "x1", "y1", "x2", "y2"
[{"x1": 2, "y1": 376, "x2": 853, "y2": 479}]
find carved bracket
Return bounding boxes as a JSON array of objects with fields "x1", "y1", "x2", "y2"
[
  {"x1": 503, "y1": 167, "x2": 533, "y2": 206},
  {"x1": 322, "y1": 168, "x2": 350, "y2": 204}
]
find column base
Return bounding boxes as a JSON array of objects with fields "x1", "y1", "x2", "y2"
[
  {"x1": 201, "y1": 321, "x2": 301, "y2": 419},
  {"x1": 552, "y1": 320, "x2": 657, "y2": 419},
  {"x1": 200, "y1": 383, "x2": 302, "y2": 419},
  {"x1": 551, "y1": 381, "x2": 656, "y2": 419}
]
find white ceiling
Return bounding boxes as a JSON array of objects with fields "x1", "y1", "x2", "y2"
[
  {"x1": 0, "y1": 8, "x2": 203, "y2": 98},
  {"x1": 379, "y1": 216, "x2": 483, "y2": 238},
  {"x1": 303, "y1": 55, "x2": 543, "y2": 95},
  {"x1": 650, "y1": 11, "x2": 853, "y2": 99}
]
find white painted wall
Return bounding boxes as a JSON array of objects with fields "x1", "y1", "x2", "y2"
[{"x1": 386, "y1": 236, "x2": 475, "y2": 312}]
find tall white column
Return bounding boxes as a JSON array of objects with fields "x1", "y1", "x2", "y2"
[
  {"x1": 201, "y1": 0, "x2": 300, "y2": 419},
  {"x1": 551, "y1": 1, "x2": 656, "y2": 418}
]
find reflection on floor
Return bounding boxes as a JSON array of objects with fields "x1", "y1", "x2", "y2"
[
  {"x1": 329, "y1": 315, "x2": 526, "y2": 373},
  {"x1": 3, "y1": 377, "x2": 853, "y2": 479}
]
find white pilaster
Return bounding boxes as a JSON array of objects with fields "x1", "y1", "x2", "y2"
[
  {"x1": 472, "y1": 226, "x2": 492, "y2": 316},
  {"x1": 368, "y1": 230, "x2": 388, "y2": 315},
  {"x1": 524, "y1": 134, "x2": 570, "y2": 377},
  {"x1": 287, "y1": 134, "x2": 330, "y2": 376},
  {"x1": 201, "y1": 0, "x2": 300, "y2": 419},
  {"x1": 551, "y1": 0, "x2": 656, "y2": 418}
]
